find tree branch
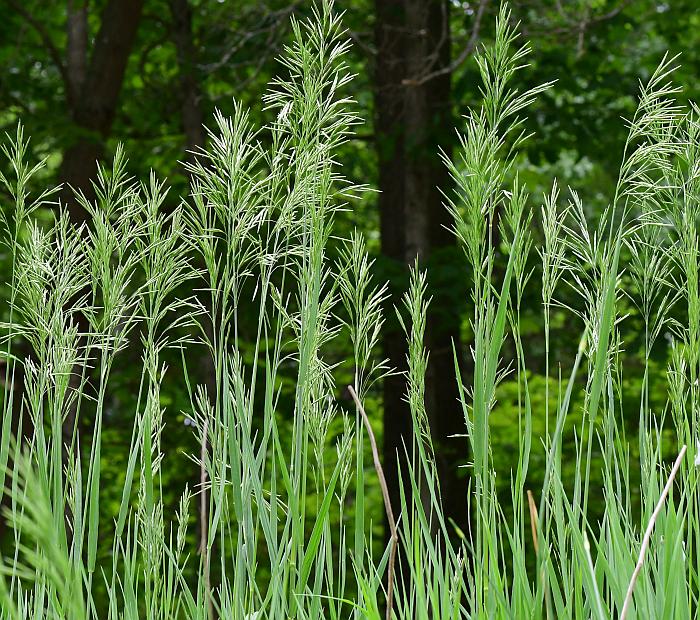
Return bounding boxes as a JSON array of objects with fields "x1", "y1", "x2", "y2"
[
  {"x1": 199, "y1": 2, "x2": 301, "y2": 75},
  {"x1": 7, "y1": 0, "x2": 70, "y2": 89},
  {"x1": 402, "y1": 0, "x2": 489, "y2": 87}
]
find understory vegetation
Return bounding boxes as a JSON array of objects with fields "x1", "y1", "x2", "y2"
[{"x1": 2, "y1": 2, "x2": 700, "y2": 618}]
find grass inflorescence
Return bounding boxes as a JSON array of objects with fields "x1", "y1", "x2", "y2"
[{"x1": 2, "y1": 2, "x2": 700, "y2": 618}]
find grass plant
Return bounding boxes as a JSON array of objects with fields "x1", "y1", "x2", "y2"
[{"x1": 1, "y1": 2, "x2": 700, "y2": 618}]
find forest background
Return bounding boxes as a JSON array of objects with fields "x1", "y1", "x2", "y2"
[{"x1": 0, "y1": 0, "x2": 697, "y2": 584}]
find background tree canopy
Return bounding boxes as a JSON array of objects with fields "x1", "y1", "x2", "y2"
[{"x1": 1, "y1": 0, "x2": 698, "y2": 589}]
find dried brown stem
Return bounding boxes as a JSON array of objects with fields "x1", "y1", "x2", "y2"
[
  {"x1": 348, "y1": 385, "x2": 397, "y2": 620},
  {"x1": 527, "y1": 489, "x2": 539, "y2": 555},
  {"x1": 620, "y1": 444, "x2": 687, "y2": 620}
]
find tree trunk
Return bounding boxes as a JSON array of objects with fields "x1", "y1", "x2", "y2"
[
  {"x1": 170, "y1": 0, "x2": 206, "y2": 163},
  {"x1": 375, "y1": 0, "x2": 468, "y2": 541},
  {"x1": 375, "y1": 0, "x2": 409, "y2": 539},
  {"x1": 59, "y1": 0, "x2": 144, "y2": 529},
  {"x1": 66, "y1": 0, "x2": 88, "y2": 105},
  {"x1": 59, "y1": 0, "x2": 145, "y2": 221}
]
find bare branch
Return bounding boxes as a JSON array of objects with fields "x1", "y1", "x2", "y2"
[
  {"x1": 347, "y1": 29, "x2": 375, "y2": 57},
  {"x1": 402, "y1": 0, "x2": 489, "y2": 87},
  {"x1": 518, "y1": 0, "x2": 634, "y2": 50},
  {"x1": 199, "y1": 2, "x2": 301, "y2": 75},
  {"x1": 7, "y1": 0, "x2": 70, "y2": 89}
]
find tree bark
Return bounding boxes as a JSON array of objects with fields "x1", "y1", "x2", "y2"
[
  {"x1": 66, "y1": 0, "x2": 88, "y2": 105},
  {"x1": 375, "y1": 0, "x2": 469, "y2": 541}
]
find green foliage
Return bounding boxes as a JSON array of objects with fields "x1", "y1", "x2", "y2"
[{"x1": 3, "y1": 3, "x2": 700, "y2": 619}]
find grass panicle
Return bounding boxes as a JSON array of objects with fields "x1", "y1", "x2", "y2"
[{"x1": 2, "y1": 2, "x2": 700, "y2": 619}]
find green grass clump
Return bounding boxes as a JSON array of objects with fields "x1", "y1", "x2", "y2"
[{"x1": 2, "y1": 2, "x2": 700, "y2": 618}]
